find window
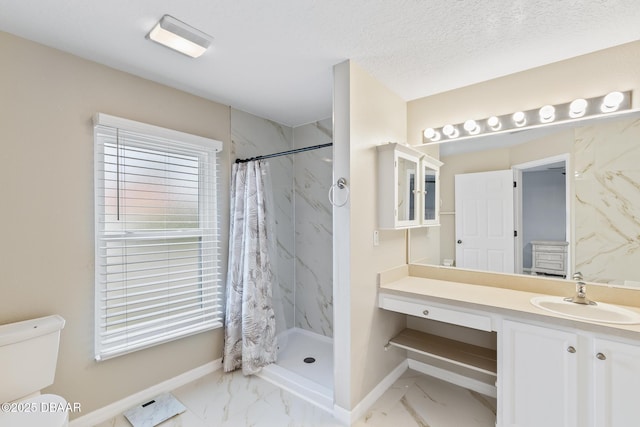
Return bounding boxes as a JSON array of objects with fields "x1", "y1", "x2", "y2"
[{"x1": 93, "y1": 114, "x2": 223, "y2": 360}]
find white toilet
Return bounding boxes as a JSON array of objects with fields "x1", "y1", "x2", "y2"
[{"x1": 0, "y1": 315, "x2": 69, "y2": 427}]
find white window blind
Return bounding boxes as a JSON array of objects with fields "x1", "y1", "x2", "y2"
[{"x1": 93, "y1": 114, "x2": 223, "y2": 361}]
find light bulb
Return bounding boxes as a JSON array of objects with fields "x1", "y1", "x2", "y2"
[
  {"x1": 463, "y1": 119, "x2": 480, "y2": 135},
  {"x1": 569, "y1": 98, "x2": 588, "y2": 118},
  {"x1": 539, "y1": 105, "x2": 555, "y2": 123},
  {"x1": 423, "y1": 128, "x2": 441, "y2": 142},
  {"x1": 601, "y1": 91, "x2": 624, "y2": 113},
  {"x1": 487, "y1": 116, "x2": 501, "y2": 131},
  {"x1": 512, "y1": 111, "x2": 526, "y2": 127},
  {"x1": 442, "y1": 124, "x2": 459, "y2": 138}
]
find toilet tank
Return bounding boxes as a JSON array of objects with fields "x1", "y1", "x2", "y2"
[{"x1": 0, "y1": 315, "x2": 66, "y2": 403}]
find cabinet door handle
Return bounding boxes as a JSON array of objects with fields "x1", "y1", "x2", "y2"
[
  {"x1": 422, "y1": 309, "x2": 429, "y2": 316},
  {"x1": 596, "y1": 352, "x2": 607, "y2": 360},
  {"x1": 567, "y1": 346, "x2": 576, "y2": 353}
]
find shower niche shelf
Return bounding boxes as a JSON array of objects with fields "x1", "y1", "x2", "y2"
[{"x1": 387, "y1": 328, "x2": 497, "y2": 376}]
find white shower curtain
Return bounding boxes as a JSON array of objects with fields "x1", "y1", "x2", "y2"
[{"x1": 223, "y1": 160, "x2": 277, "y2": 375}]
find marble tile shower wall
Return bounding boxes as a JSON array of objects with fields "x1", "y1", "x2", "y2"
[
  {"x1": 231, "y1": 109, "x2": 296, "y2": 332},
  {"x1": 293, "y1": 119, "x2": 333, "y2": 337},
  {"x1": 230, "y1": 110, "x2": 333, "y2": 338}
]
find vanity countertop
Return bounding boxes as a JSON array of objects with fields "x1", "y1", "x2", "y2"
[{"x1": 379, "y1": 265, "x2": 640, "y2": 340}]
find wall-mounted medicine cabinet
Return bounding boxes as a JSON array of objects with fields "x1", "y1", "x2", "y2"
[{"x1": 377, "y1": 142, "x2": 443, "y2": 229}]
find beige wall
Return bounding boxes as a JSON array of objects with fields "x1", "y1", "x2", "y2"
[
  {"x1": 0, "y1": 32, "x2": 231, "y2": 417},
  {"x1": 408, "y1": 40, "x2": 640, "y2": 264},
  {"x1": 333, "y1": 61, "x2": 408, "y2": 410}
]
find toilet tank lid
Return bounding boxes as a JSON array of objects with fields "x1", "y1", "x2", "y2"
[{"x1": 0, "y1": 315, "x2": 66, "y2": 347}]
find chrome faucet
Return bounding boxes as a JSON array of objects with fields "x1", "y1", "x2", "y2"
[{"x1": 564, "y1": 272, "x2": 597, "y2": 305}]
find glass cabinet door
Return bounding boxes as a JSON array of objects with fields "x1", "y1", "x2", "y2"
[
  {"x1": 396, "y1": 155, "x2": 418, "y2": 224},
  {"x1": 422, "y1": 161, "x2": 440, "y2": 225}
]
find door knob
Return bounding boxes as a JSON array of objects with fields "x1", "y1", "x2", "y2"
[
  {"x1": 596, "y1": 352, "x2": 607, "y2": 360},
  {"x1": 457, "y1": 240, "x2": 462, "y2": 244},
  {"x1": 567, "y1": 346, "x2": 576, "y2": 353}
]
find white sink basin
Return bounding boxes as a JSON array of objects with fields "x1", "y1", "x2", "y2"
[{"x1": 530, "y1": 296, "x2": 640, "y2": 324}]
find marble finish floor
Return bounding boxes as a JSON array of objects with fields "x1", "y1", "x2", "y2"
[{"x1": 94, "y1": 368, "x2": 496, "y2": 427}]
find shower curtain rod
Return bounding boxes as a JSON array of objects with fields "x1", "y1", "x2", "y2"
[{"x1": 235, "y1": 142, "x2": 333, "y2": 163}]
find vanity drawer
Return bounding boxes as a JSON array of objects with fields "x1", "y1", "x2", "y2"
[{"x1": 379, "y1": 294, "x2": 492, "y2": 331}]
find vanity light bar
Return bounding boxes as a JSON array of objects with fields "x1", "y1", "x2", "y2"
[{"x1": 422, "y1": 91, "x2": 631, "y2": 143}]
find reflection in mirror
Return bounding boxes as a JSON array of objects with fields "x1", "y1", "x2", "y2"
[{"x1": 411, "y1": 111, "x2": 640, "y2": 288}]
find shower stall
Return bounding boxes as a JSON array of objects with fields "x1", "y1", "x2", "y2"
[{"x1": 230, "y1": 109, "x2": 334, "y2": 410}]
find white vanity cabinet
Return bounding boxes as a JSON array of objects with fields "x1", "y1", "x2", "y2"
[
  {"x1": 500, "y1": 319, "x2": 640, "y2": 427},
  {"x1": 377, "y1": 142, "x2": 443, "y2": 229},
  {"x1": 378, "y1": 270, "x2": 640, "y2": 427},
  {"x1": 500, "y1": 320, "x2": 579, "y2": 427},
  {"x1": 592, "y1": 337, "x2": 640, "y2": 427}
]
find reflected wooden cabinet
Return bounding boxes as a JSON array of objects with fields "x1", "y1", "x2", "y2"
[{"x1": 377, "y1": 142, "x2": 442, "y2": 229}]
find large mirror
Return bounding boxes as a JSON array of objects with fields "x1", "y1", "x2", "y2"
[{"x1": 411, "y1": 110, "x2": 640, "y2": 287}]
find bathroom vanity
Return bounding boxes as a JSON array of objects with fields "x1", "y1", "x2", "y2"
[{"x1": 378, "y1": 264, "x2": 640, "y2": 427}]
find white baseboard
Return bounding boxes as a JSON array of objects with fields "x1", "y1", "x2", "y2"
[
  {"x1": 69, "y1": 359, "x2": 221, "y2": 427},
  {"x1": 408, "y1": 358, "x2": 497, "y2": 398},
  {"x1": 333, "y1": 359, "x2": 408, "y2": 425},
  {"x1": 332, "y1": 404, "x2": 351, "y2": 425}
]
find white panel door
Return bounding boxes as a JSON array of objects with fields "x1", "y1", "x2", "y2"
[
  {"x1": 592, "y1": 338, "x2": 640, "y2": 427},
  {"x1": 501, "y1": 320, "x2": 579, "y2": 427},
  {"x1": 455, "y1": 170, "x2": 514, "y2": 273}
]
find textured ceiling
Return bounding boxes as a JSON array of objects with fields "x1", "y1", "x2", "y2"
[{"x1": 1, "y1": 0, "x2": 639, "y2": 126}]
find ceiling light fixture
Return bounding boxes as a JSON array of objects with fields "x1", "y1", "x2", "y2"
[
  {"x1": 421, "y1": 91, "x2": 631, "y2": 144},
  {"x1": 147, "y1": 15, "x2": 213, "y2": 58}
]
